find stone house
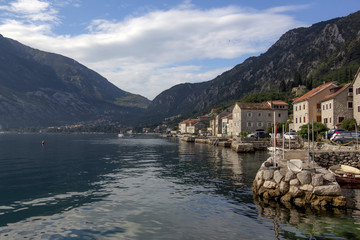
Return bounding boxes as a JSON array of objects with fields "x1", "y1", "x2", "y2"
[
  {"x1": 187, "y1": 121, "x2": 206, "y2": 134},
  {"x1": 353, "y1": 68, "x2": 360, "y2": 124},
  {"x1": 320, "y1": 83, "x2": 353, "y2": 129},
  {"x1": 210, "y1": 105, "x2": 234, "y2": 137},
  {"x1": 178, "y1": 120, "x2": 189, "y2": 133},
  {"x1": 292, "y1": 85, "x2": 307, "y2": 97},
  {"x1": 221, "y1": 113, "x2": 233, "y2": 136},
  {"x1": 178, "y1": 119, "x2": 206, "y2": 134},
  {"x1": 232, "y1": 101, "x2": 289, "y2": 136},
  {"x1": 293, "y1": 82, "x2": 338, "y2": 131}
]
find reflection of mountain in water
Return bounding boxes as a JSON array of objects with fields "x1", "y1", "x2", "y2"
[{"x1": 162, "y1": 140, "x2": 267, "y2": 202}]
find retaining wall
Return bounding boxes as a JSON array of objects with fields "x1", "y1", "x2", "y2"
[{"x1": 314, "y1": 151, "x2": 360, "y2": 168}]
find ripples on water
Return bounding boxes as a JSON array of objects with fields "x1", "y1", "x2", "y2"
[{"x1": 0, "y1": 134, "x2": 359, "y2": 239}]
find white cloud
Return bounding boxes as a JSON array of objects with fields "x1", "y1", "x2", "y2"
[
  {"x1": 0, "y1": 1, "x2": 305, "y2": 99},
  {"x1": 0, "y1": 0, "x2": 58, "y2": 22}
]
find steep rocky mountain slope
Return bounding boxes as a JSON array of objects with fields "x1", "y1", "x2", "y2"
[
  {"x1": 0, "y1": 34, "x2": 150, "y2": 128},
  {"x1": 145, "y1": 11, "x2": 360, "y2": 123}
]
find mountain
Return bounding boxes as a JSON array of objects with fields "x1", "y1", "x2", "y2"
[
  {"x1": 145, "y1": 11, "x2": 360, "y2": 123},
  {"x1": 0, "y1": 34, "x2": 150, "y2": 128}
]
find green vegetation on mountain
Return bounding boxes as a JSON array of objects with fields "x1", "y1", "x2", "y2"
[{"x1": 115, "y1": 94, "x2": 150, "y2": 109}]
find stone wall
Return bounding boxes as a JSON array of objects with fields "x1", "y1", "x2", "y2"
[
  {"x1": 252, "y1": 157, "x2": 347, "y2": 208},
  {"x1": 314, "y1": 151, "x2": 360, "y2": 168}
]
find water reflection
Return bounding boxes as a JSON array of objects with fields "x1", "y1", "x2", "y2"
[
  {"x1": 254, "y1": 193, "x2": 360, "y2": 239},
  {"x1": 1, "y1": 134, "x2": 360, "y2": 239}
]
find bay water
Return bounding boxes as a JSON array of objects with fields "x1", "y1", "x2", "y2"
[{"x1": 0, "y1": 134, "x2": 359, "y2": 239}]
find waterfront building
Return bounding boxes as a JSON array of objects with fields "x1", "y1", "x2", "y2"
[
  {"x1": 353, "y1": 67, "x2": 360, "y2": 124},
  {"x1": 221, "y1": 113, "x2": 233, "y2": 136},
  {"x1": 210, "y1": 105, "x2": 234, "y2": 137},
  {"x1": 293, "y1": 82, "x2": 338, "y2": 131},
  {"x1": 232, "y1": 101, "x2": 288, "y2": 136},
  {"x1": 320, "y1": 83, "x2": 353, "y2": 129},
  {"x1": 178, "y1": 119, "x2": 206, "y2": 134}
]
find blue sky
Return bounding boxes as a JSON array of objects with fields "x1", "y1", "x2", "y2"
[{"x1": 0, "y1": 0, "x2": 359, "y2": 99}]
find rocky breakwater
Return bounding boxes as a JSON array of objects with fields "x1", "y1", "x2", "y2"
[{"x1": 252, "y1": 157, "x2": 347, "y2": 208}]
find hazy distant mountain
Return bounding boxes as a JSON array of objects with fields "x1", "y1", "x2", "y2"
[
  {"x1": 0, "y1": 34, "x2": 150, "y2": 128},
  {"x1": 145, "y1": 11, "x2": 360, "y2": 123}
]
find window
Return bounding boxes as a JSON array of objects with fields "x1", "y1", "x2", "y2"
[
  {"x1": 329, "y1": 103, "x2": 331, "y2": 109},
  {"x1": 303, "y1": 104, "x2": 305, "y2": 110},
  {"x1": 329, "y1": 117, "x2": 331, "y2": 123},
  {"x1": 324, "y1": 118, "x2": 328, "y2": 124},
  {"x1": 258, "y1": 113, "x2": 262, "y2": 117},
  {"x1": 257, "y1": 122, "x2": 263, "y2": 127},
  {"x1": 349, "y1": 87, "x2": 353, "y2": 93},
  {"x1": 299, "y1": 105, "x2": 301, "y2": 110},
  {"x1": 358, "y1": 106, "x2": 360, "y2": 112},
  {"x1": 323, "y1": 105, "x2": 325, "y2": 110},
  {"x1": 295, "y1": 118, "x2": 298, "y2": 123},
  {"x1": 267, "y1": 122, "x2": 272, "y2": 127},
  {"x1": 268, "y1": 113, "x2": 271, "y2": 117},
  {"x1": 247, "y1": 112, "x2": 252, "y2": 117},
  {"x1": 278, "y1": 113, "x2": 281, "y2": 118},
  {"x1": 303, "y1": 116, "x2": 306, "y2": 122},
  {"x1": 348, "y1": 101, "x2": 353, "y2": 109},
  {"x1": 299, "y1": 117, "x2": 301, "y2": 123},
  {"x1": 247, "y1": 122, "x2": 253, "y2": 127},
  {"x1": 295, "y1": 106, "x2": 297, "y2": 111},
  {"x1": 338, "y1": 117, "x2": 345, "y2": 123},
  {"x1": 326, "y1": 104, "x2": 328, "y2": 110}
]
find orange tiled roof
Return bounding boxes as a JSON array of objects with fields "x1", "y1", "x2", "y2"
[
  {"x1": 293, "y1": 82, "x2": 337, "y2": 103},
  {"x1": 236, "y1": 102, "x2": 272, "y2": 110},
  {"x1": 321, "y1": 83, "x2": 351, "y2": 102},
  {"x1": 222, "y1": 113, "x2": 233, "y2": 119},
  {"x1": 268, "y1": 100, "x2": 288, "y2": 105},
  {"x1": 179, "y1": 119, "x2": 200, "y2": 125}
]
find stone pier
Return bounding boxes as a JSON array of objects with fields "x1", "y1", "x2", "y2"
[{"x1": 252, "y1": 152, "x2": 347, "y2": 208}]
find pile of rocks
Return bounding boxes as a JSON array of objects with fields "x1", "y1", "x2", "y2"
[{"x1": 252, "y1": 157, "x2": 347, "y2": 208}]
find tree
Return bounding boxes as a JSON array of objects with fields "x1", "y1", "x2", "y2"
[
  {"x1": 293, "y1": 72, "x2": 302, "y2": 86},
  {"x1": 340, "y1": 118, "x2": 358, "y2": 131},
  {"x1": 305, "y1": 77, "x2": 313, "y2": 90},
  {"x1": 279, "y1": 80, "x2": 286, "y2": 92},
  {"x1": 297, "y1": 122, "x2": 328, "y2": 141}
]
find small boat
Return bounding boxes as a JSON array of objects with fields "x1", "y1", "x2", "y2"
[
  {"x1": 328, "y1": 164, "x2": 360, "y2": 184},
  {"x1": 118, "y1": 133, "x2": 124, "y2": 138}
]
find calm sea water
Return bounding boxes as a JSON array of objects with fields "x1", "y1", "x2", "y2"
[{"x1": 0, "y1": 134, "x2": 359, "y2": 239}]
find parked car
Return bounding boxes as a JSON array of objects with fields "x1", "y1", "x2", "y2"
[
  {"x1": 247, "y1": 131, "x2": 269, "y2": 138},
  {"x1": 330, "y1": 131, "x2": 360, "y2": 144},
  {"x1": 326, "y1": 129, "x2": 345, "y2": 139},
  {"x1": 284, "y1": 132, "x2": 297, "y2": 140}
]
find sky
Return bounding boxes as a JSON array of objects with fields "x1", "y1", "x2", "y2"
[{"x1": 0, "y1": 1, "x2": 359, "y2": 100}]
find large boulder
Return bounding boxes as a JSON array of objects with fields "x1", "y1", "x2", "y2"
[
  {"x1": 313, "y1": 183, "x2": 342, "y2": 196},
  {"x1": 297, "y1": 171, "x2": 312, "y2": 185}
]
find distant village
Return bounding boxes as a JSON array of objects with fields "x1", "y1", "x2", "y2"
[{"x1": 152, "y1": 67, "x2": 360, "y2": 137}]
